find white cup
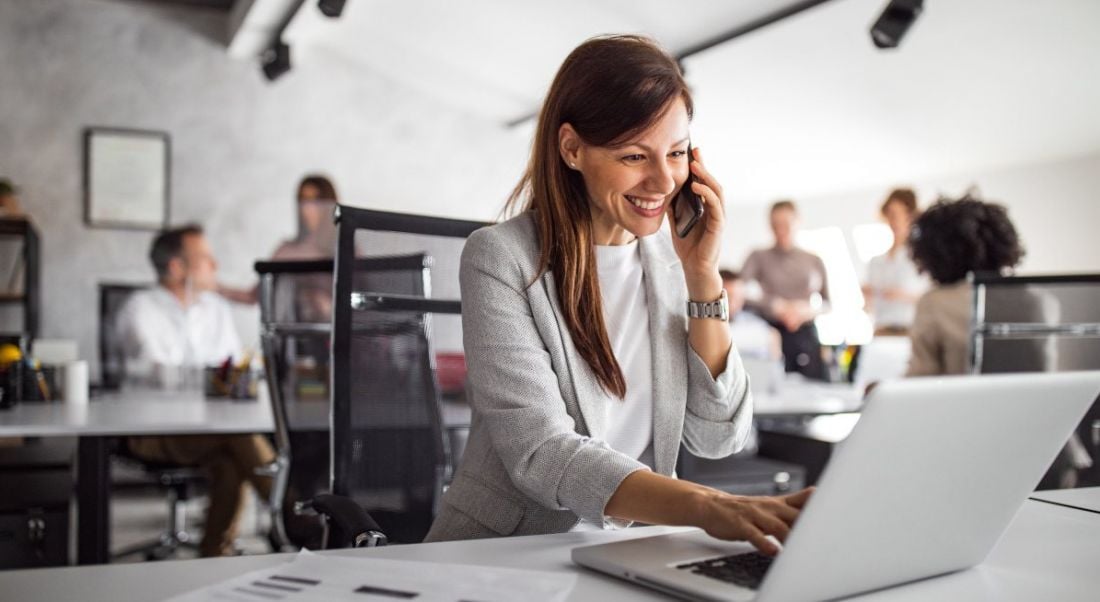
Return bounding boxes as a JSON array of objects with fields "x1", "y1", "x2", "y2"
[{"x1": 63, "y1": 360, "x2": 89, "y2": 405}]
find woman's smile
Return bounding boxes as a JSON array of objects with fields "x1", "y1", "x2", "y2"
[{"x1": 625, "y1": 195, "x2": 667, "y2": 218}]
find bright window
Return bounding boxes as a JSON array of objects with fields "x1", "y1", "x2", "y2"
[
  {"x1": 852, "y1": 223, "x2": 892, "y2": 264},
  {"x1": 797, "y1": 227, "x2": 873, "y2": 345}
]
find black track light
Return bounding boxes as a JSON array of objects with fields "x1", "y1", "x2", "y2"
[
  {"x1": 261, "y1": 40, "x2": 291, "y2": 81},
  {"x1": 870, "y1": 0, "x2": 923, "y2": 49},
  {"x1": 318, "y1": 0, "x2": 346, "y2": 18}
]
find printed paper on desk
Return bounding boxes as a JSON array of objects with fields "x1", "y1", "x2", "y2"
[{"x1": 166, "y1": 549, "x2": 578, "y2": 602}]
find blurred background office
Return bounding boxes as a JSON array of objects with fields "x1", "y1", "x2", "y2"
[{"x1": 1, "y1": 0, "x2": 1099, "y2": 570}]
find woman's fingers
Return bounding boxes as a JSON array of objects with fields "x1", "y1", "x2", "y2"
[
  {"x1": 691, "y1": 181, "x2": 725, "y2": 227},
  {"x1": 691, "y1": 181, "x2": 717, "y2": 211},
  {"x1": 764, "y1": 499, "x2": 800, "y2": 526},
  {"x1": 743, "y1": 524, "x2": 780, "y2": 556},
  {"x1": 690, "y1": 147, "x2": 723, "y2": 198},
  {"x1": 751, "y1": 508, "x2": 792, "y2": 543},
  {"x1": 783, "y1": 487, "x2": 815, "y2": 509}
]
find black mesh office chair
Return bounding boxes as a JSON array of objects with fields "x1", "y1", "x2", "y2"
[
  {"x1": 312, "y1": 206, "x2": 484, "y2": 547},
  {"x1": 98, "y1": 282, "x2": 206, "y2": 560},
  {"x1": 256, "y1": 254, "x2": 435, "y2": 550},
  {"x1": 971, "y1": 273, "x2": 1100, "y2": 489}
]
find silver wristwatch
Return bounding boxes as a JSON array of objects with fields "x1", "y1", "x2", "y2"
[{"x1": 686, "y1": 289, "x2": 729, "y2": 321}]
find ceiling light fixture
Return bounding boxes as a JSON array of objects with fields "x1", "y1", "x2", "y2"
[
  {"x1": 261, "y1": 40, "x2": 292, "y2": 81},
  {"x1": 870, "y1": 0, "x2": 924, "y2": 49},
  {"x1": 318, "y1": 0, "x2": 346, "y2": 18}
]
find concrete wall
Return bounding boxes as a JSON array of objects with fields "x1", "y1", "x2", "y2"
[{"x1": 0, "y1": 0, "x2": 527, "y2": 374}]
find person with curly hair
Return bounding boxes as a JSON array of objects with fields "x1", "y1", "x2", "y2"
[{"x1": 905, "y1": 193, "x2": 1024, "y2": 376}]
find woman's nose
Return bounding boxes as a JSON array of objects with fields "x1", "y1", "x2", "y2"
[{"x1": 645, "y1": 159, "x2": 678, "y2": 196}]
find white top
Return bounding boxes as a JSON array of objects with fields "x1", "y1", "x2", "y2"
[
  {"x1": 116, "y1": 286, "x2": 242, "y2": 372},
  {"x1": 865, "y1": 249, "x2": 929, "y2": 328},
  {"x1": 594, "y1": 241, "x2": 653, "y2": 463},
  {"x1": 728, "y1": 310, "x2": 775, "y2": 360}
]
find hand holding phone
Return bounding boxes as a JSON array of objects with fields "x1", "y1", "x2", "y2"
[{"x1": 672, "y1": 144, "x2": 705, "y2": 238}]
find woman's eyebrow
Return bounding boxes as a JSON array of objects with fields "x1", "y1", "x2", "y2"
[{"x1": 615, "y1": 136, "x2": 691, "y2": 152}]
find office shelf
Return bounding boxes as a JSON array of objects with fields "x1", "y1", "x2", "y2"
[{"x1": 0, "y1": 217, "x2": 40, "y2": 340}]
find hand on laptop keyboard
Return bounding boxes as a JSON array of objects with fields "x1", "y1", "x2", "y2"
[{"x1": 695, "y1": 487, "x2": 814, "y2": 556}]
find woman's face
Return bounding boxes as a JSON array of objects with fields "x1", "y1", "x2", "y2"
[
  {"x1": 298, "y1": 183, "x2": 326, "y2": 234},
  {"x1": 561, "y1": 97, "x2": 691, "y2": 245},
  {"x1": 883, "y1": 200, "x2": 913, "y2": 241}
]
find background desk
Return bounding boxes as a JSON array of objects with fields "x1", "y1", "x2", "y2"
[
  {"x1": 1030, "y1": 486, "x2": 1100, "y2": 514},
  {"x1": 753, "y1": 381, "x2": 863, "y2": 417},
  {"x1": 0, "y1": 390, "x2": 274, "y2": 565},
  {"x1": 1, "y1": 499, "x2": 1096, "y2": 601}
]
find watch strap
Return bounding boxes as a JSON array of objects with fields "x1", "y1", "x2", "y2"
[{"x1": 686, "y1": 289, "x2": 729, "y2": 321}]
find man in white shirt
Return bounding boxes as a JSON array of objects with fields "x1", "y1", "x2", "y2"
[{"x1": 117, "y1": 225, "x2": 275, "y2": 557}]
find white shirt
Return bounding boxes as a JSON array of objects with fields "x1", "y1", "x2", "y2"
[
  {"x1": 865, "y1": 250, "x2": 929, "y2": 328},
  {"x1": 594, "y1": 241, "x2": 653, "y2": 463},
  {"x1": 116, "y1": 286, "x2": 242, "y2": 373}
]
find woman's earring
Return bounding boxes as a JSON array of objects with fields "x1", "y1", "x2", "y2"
[{"x1": 569, "y1": 162, "x2": 577, "y2": 169}]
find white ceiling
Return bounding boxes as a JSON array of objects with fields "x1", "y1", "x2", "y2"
[
  {"x1": 283, "y1": 0, "x2": 811, "y2": 122},
  {"x1": 281, "y1": 0, "x2": 1100, "y2": 205},
  {"x1": 686, "y1": 0, "x2": 1100, "y2": 203}
]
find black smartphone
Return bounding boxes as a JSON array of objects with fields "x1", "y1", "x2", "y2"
[{"x1": 672, "y1": 144, "x2": 705, "y2": 238}]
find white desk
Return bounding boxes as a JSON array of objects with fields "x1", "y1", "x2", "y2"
[
  {"x1": 753, "y1": 381, "x2": 864, "y2": 417},
  {"x1": 1030, "y1": 486, "x2": 1100, "y2": 514},
  {"x1": 0, "y1": 390, "x2": 274, "y2": 437},
  {"x1": 0, "y1": 390, "x2": 274, "y2": 565},
  {"x1": 1, "y1": 500, "x2": 1096, "y2": 601}
]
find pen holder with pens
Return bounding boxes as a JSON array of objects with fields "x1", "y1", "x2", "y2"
[
  {"x1": 0, "y1": 359, "x2": 21, "y2": 409},
  {"x1": 0, "y1": 356, "x2": 53, "y2": 408},
  {"x1": 204, "y1": 362, "x2": 258, "y2": 400}
]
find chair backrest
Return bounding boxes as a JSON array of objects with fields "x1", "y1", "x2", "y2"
[
  {"x1": 256, "y1": 256, "x2": 432, "y2": 435},
  {"x1": 98, "y1": 282, "x2": 150, "y2": 389},
  {"x1": 972, "y1": 273, "x2": 1100, "y2": 374},
  {"x1": 256, "y1": 255, "x2": 432, "y2": 548},
  {"x1": 330, "y1": 205, "x2": 485, "y2": 543},
  {"x1": 971, "y1": 272, "x2": 1100, "y2": 487}
]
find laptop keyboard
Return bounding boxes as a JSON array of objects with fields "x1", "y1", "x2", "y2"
[{"x1": 676, "y1": 551, "x2": 775, "y2": 589}]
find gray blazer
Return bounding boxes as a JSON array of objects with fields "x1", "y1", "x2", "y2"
[{"x1": 424, "y1": 212, "x2": 753, "y2": 542}]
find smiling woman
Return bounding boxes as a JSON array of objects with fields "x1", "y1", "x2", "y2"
[{"x1": 425, "y1": 35, "x2": 813, "y2": 554}]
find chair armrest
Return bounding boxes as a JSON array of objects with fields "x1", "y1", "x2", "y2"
[
  {"x1": 301, "y1": 493, "x2": 388, "y2": 548},
  {"x1": 253, "y1": 461, "x2": 280, "y2": 478}
]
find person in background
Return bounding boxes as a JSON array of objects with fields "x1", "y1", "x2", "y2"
[
  {"x1": 720, "y1": 269, "x2": 781, "y2": 361},
  {"x1": 862, "y1": 188, "x2": 928, "y2": 335},
  {"x1": 0, "y1": 178, "x2": 25, "y2": 217},
  {"x1": 116, "y1": 225, "x2": 275, "y2": 557},
  {"x1": 740, "y1": 200, "x2": 830, "y2": 380},
  {"x1": 268, "y1": 174, "x2": 340, "y2": 261},
  {"x1": 218, "y1": 174, "x2": 339, "y2": 310},
  {"x1": 905, "y1": 195, "x2": 1023, "y2": 377}
]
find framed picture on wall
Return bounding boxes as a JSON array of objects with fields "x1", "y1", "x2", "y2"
[{"x1": 83, "y1": 127, "x2": 170, "y2": 230}]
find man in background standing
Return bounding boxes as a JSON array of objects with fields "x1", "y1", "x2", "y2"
[{"x1": 740, "y1": 200, "x2": 830, "y2": 381}]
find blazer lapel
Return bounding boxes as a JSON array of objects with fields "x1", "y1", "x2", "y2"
[
  {"x1": 640, "y1": 235, "x2": 688, "y2": 476},
  {"x1": 540, "y1": 271, "x2": 610, "y2": 439}
]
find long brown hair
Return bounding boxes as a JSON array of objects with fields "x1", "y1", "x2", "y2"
[{"x1": 506, "y1": 35, "x2": 693, "y2": 398}]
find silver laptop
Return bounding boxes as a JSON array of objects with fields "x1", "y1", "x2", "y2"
[{"x1": 573, "y1": 371, "x2": 1100, "y2": 601}]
